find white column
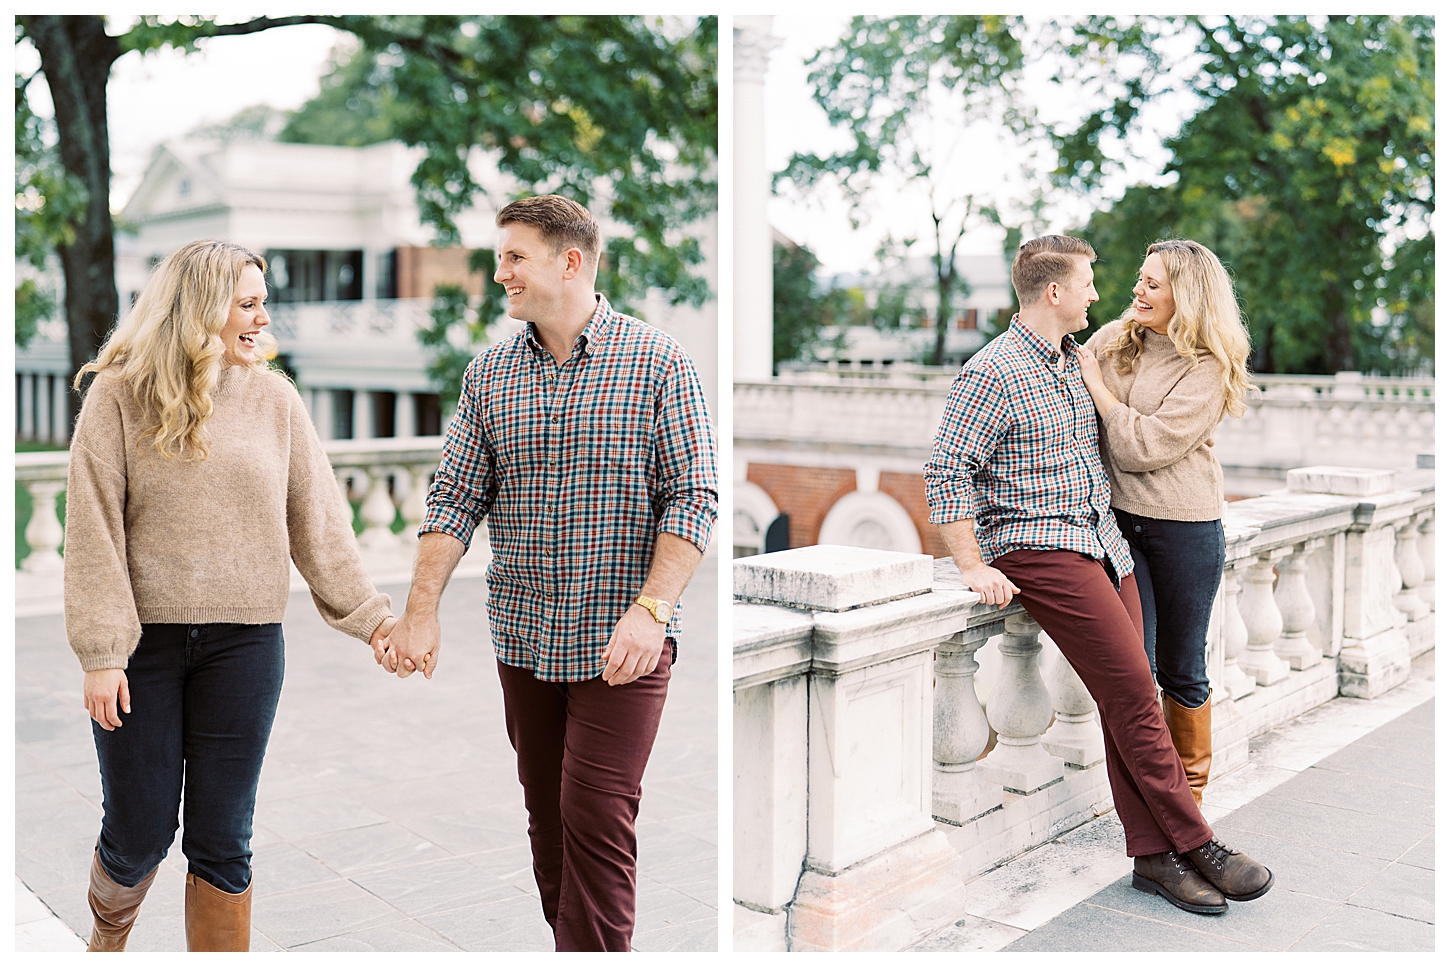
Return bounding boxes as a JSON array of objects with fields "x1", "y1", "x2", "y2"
[
  {"x1": 395, "y1": 392, "x2": 416, "y2": 440},
  {"x1": 357, "y1": 466, "x2": 400, "y2": 551},
  {"x1": 35, "y1": 375, "x2": 51, "y2": 447},
  {"x1": 396, "y1": 462, "x2": 433, "y2": 546},
  {"x1": 19, "y1": 373, "x2": 36, "y2": 439},
  {"x1": 1040, "y1": 635, "x2": 1105, "y2": 768},
  {"x1": 313, "y1": 389, "x2": 334, "y2": 441},
  {"x1": 1416, "y1": 514, "x2": 1434, "y2": 610},
  {"x1": 932, "y1": 628, "x2": 1001, "y2": 824},
  {"x1": 1393, "y1": 516, "x2": 1430, "y2": 621},
  {"x1": 1273, "y1": 539, "x2": 1322, "y2": 669},
  {"x1": 734, "y1": 16, "x2": 782, "y2": 380},
  {"x1": 52, "y1": 374, "x2": 70, "y2": 443},
  {"x1": 1239, "y1": 548, "x2": 1292, "y2": 686},
  {"x1": 978, "y1": 613, "x2": 1063, "y2": 794},
  {"x1": 353, "y1": 390, "x2": 372, "y2": 441}
]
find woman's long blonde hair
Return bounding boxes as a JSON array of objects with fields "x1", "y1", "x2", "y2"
[
  {"x1": 75, "y1": 240, "x2": 276, "y2": 460},
  {"x1": 1097, "y1": 239, "x2": 1252, "y2": 418}
]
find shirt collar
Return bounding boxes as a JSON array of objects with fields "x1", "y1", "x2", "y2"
[
  {"x1": 524, "y1": 293, "x2": 616, "y2": 358},
  {"x1": 1010, "y1": 313, "x2": 1079, "y2": 364}
]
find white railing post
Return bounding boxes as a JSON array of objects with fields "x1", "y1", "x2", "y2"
[
  {"x1": 1041, "y1": 636, "x2": 1106, "y2": 769},
  {"x1": 1218, "y1": 561, "x2": 1256, "y2": 700},
  {"x1": 978, "y1": 613, "x2": 1063, "y2": 795},
  {"x1": 1273, "y1": 539, "x2": 1323, "y2": 669},
  {"x1": 22, "y1": 480, "x2": 67, "y2": 573},
  {"x1": 1393, "y1": 515, "x2": 1430, "y2": 622},
  {"x1": 932, "y1": 627, "x2": 1001, "y2": 824},
  {"x1": 357, "y1": 466, "x2": 401, "y2": 550},
  {"x1": 1238, "y1": 549, "x2": 1292, "y2": 686},
  {"x1": 1416, "y1": 513, "x2": 1434, "y2": 610}
]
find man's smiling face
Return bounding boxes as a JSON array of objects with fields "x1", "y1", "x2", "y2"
[{"x1": 493, "y1": 223, "x2": 569, "y2": 323}]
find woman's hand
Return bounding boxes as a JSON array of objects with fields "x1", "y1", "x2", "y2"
[
  {"x1": 84, "y1": 669, "x2": 130, "y2": 731},
  {"x1": 1075, "y1": 345, "x2": 1105, "y2": 390},
  {"x1": 369, "y1": 615, "x2": 398, "y2": 666}
]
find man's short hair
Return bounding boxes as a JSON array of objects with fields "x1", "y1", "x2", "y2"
[
  {"x1": 1011, "y1": 235, "x2": 1096, "y2": 306},
  {"x1": 496, "y1": 195, "x2": 601, "y2": 267}
]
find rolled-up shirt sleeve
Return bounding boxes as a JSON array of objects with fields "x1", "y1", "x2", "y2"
[
  {"x1": 925, "y1": 366, "x2": 1009, "y2": 525},
  {"x1": 652, "y1": 348, "x2": 718, "y2": 553},
  {"x1": 420, "y1": 357, "x2": 497, "y2": 548}
]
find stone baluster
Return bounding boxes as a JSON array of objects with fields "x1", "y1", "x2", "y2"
[
  {"x1": 23, "y1": 480, "x2": 67, "y2": 573},
  {"x1": 397, "y1": 463, "x2": 434, "y2": 546},
  {"x1": 978, "y1": 613, "x2": 1063, "y2": 795},
  {"x1": 932, "y1": 628, "x2": 1001, "y2": 824},
  {"x1": 1416, "y1": 514, "x2": 1434, "y2": 610},
  {"x1": 1393, "y1": 515, "x2": 1430, "y2": 622},
  {"x1": 357, "y1": 466, "x2": 401, "y2": 550},
  {"x1": 1273, "y1": 539, "x2": 1323, "y2": 669},
  {"x1": 1218, "y1": 562, "x2": 1256, "y2": 699},
  {"x1": 1040, "y1": 637, "x2": 1105, "y2": 769},
  {"x1": 1238, "y1": 549, "x2": 1291, "y2": 686}
]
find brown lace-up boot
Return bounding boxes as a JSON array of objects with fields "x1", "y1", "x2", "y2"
[
  {"x1": 86, "y1": 850, "x2": 159, "y2": 951},
  {"x1": 1132, "y1": 850, "x2": 1227, "y2": 915},
  {"x1": 1183, "y1": 837, "x2": 1274, "y2": 901},
  {"x1": 184, "y1": 873, "x2": 252, "y2": 951},
  {"x1": 1163, "y1": 692, "x2": 1213, "y2": 805}
]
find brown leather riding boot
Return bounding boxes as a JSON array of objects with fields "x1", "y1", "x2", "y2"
[
  {"x1": 86, "y1": 850, "x2": 158, "y2": 952},
  {"x1": 1163, "y1": 692, "x2": 1212, "y2": 805},
  {"x1": 184, "y1": 873, "x2": 252, "y2": 951},
  {"x1": 1132, "y1": 850, "x2": 1227, "y2": 915},
  {"x1": 1183, "y1": 837, "x2": 1274, "y2": 901}
]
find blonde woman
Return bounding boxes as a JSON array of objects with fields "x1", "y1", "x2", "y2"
[
  {"x1": 1077, "y1": 239, "x2": 1252, "y2": 808},
  {"x1": 65, "y1": 240, "x2": 396, "y2": 951}
]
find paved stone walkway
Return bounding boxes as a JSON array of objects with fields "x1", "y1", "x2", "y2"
[
  {"x1": 913, "y1": 651, "x2": 1434, "y2": 952},
  {"x1": 14, "y1": 554, "x2": 718, "y2": 952}
]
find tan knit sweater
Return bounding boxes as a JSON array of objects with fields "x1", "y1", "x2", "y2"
[
  {"x1": 64, "y1": 365, "x2": 392, "y2": 672},
  {"x1": 1084, "y1": 321, "x2": 1229, "y2": 521}
]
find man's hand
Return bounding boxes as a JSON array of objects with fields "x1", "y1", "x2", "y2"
[
  {"x1": 602, "y1": 604, "x2": 666, "y2": 686},
  {"x1": 383, "y1": 608, "x2": 442, "y2": 680},
  {"x1": 84, "y1": 668, "x2": 130, "y2": 731},
  {"x1": 959, "y1": 562, "x2": 1020, "y2": 610},
  {"x1": 369, "y1": 615, "x2": 398, "y2": 666}
]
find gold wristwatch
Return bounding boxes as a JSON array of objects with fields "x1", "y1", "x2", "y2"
[{"x1": 634, "y1": 594, "x2": 673, "y2": 624}]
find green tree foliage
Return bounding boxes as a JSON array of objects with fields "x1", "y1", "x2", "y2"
[
  {"x1": 778, "y1": 15, "x2": 1025, "y2": 365},
  {"x1": 414, "y1": 248, "x2": 510, "y2": 401},
  {"x1": 16, "y1": 15, "x2": 716, "y2": 416},
  {"x1": 1056, "y1": 15, "x2": 1434, "y2": 374},
  {"x1": 772, "y1": 237, "x2": 847, "y2": 370},
  {"x1": 278, "y1": 41, "x2": 400, "y2": 147}
]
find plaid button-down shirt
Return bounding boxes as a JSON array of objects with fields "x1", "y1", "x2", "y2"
[
  {"x1": 924, "y1": 316, "x2": 1134, "y2": 584},
  {"x1": 421, "y1": 295, "x2": 718, "y2": 681}
]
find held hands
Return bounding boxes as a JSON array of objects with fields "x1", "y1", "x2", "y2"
[
  {"x1": 377, "y1": 609, "x2": 441, "y2": 680},
  {"x1": 83, "y1": 668, "x2": 130, "y2": 731},
  {"x1": 601, "y1": 603, "x2": 665, "y2": 686},
  {"x1": 369, "y1": 615, "x2": 398, "y2": 665},
  {"x1": 960, "y1": 562, "x2": 1020, "y2": 610}
]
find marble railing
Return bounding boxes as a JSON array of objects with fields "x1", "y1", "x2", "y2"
[
  {"x1": 731, "y1": 465, "x2": 1434, "y2": 952},
  {"x1": 265, "y1": 298, "x2": 436, "y2": 342},
  {"x1": 736, "y1": 374, "x2": 1435, "y2": 474},
  {"x1": 14, "y1": 437, "x2": 454, "y2": 574}
]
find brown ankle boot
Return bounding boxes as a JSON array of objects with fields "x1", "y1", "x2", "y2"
[
  {"x1": 184, "y1": 873, "x2": 252, "y2": 951},
  {"x1": 1183, "y1": 837, "x2": 1274, "y2": 901},
  {"x1": 1132, "y1": 850, "x2": 1227, "y2": 915},
  {"x1": 1163, "y1": 692, "x2": 1212, "y2": 805},
  {"x1": 86, "y1": 850, "x2": 158, "y2": 951}
]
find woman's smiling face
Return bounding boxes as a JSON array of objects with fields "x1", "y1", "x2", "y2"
[
  {"x1": 1131, "y1": 251, "x2": 1175, "y2": 334},
  {"x1": 220, "y1": 263, "x2": 270, "y2": 366}
]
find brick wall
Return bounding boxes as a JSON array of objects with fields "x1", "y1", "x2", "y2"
[
  {"x1": 746, "y1": 464, "x2": 857, "y2": 549},
  {"x1": 878, "y1": 471, "x2": 948, "y2": 558},
  {"x1": 396, "y1": 246, "x2": 485, "y2": 299}
]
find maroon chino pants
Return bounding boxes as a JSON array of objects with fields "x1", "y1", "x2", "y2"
[
  {"x1": 496, "y1": 639, "x2": 672, "y2": 952},
  {"x1": 992, "y1": 550, "x2": 1214, "y2": 857}
]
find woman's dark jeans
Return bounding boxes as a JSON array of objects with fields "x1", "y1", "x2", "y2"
[
  {"x1": 1112, "y1": 510, "x2": 1224, "y2": 709},
  {"x1": 92, "y1": 623, "x2": 284, "y2": 894}
]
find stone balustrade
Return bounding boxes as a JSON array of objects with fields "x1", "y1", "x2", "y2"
[
  {"x1": 14, "y1": 437, "x2": 456, "y2": 575},
  {"x1": 733, "y1": 464, "x2": 1434, "y2": 952}
]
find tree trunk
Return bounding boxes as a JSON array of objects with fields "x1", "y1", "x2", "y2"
[
  {"x1": 22, "y1": 15, "x2": 122, "y2": 429},
  {"x1": 933, "y1": 268, "x2": 953, "y2": 366}
]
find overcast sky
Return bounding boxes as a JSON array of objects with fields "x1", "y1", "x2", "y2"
[{"x1": 19, "y1": 22, "x2": 345, "y2": 212}]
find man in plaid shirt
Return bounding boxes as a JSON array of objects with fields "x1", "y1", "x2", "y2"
[
  {"x1": 382, "y1": 195, "x2": 717, "y2": 950},
  {"x1": 924, "y1": 235, "x2": 1271, "y2": 917}
]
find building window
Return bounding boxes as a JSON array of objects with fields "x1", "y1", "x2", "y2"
[
  {"x1": 332, "y1": 389, "x2": 354, "y2": 439},
  {"x1": 265, "y1": 249, "x2": 364, "y2": 303},
  {"x1": 376, "y1": 250, "x2": 398, "y2": 299},
  {"x1": 371, "y1": 391, "x2": 396, "y2": 438},
  {"x1": 413, "y1": 393, "x2": 442, "y2": 436}
]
